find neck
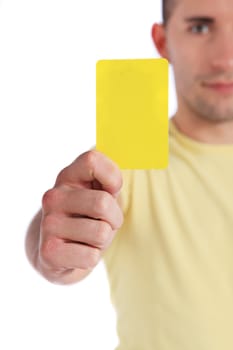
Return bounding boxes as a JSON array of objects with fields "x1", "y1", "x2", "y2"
[{"x1": 172, "y1": 108, "x2": 233, "y2": 145}]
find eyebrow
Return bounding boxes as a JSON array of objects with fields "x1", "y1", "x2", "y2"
[{"x1": 184, "y1": 16, "x2": 214, "y2": 23}]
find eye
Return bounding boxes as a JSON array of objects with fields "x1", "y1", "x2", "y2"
[{"x1": 189, "y1": 23, "x2": 210, "y2": 34}]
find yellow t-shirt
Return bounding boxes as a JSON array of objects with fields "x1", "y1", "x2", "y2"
[{"x1": 103, "y1": 119, "x2": 233, "y2": 350}]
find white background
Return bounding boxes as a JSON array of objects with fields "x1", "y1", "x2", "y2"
[{"x1": 0, "y1": 1, "x2": 177, "y2": 349}]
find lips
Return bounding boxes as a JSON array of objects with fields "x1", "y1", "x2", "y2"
[{"x1": 202, "y1": 81, "x2": 233, "y2": 93}]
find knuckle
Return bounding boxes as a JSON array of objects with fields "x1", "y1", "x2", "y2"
[
  {"x1": 94, "y1": 222, "x2": 111, "y2": 249},
  {"x1": 55, "y1": 166, "x2": 69, "y2": 184},
  {"x1": 41, "y1": 188, "x2": 62, "y2": 211},
  {"x1": 82, "y1": 150, "x2": 98, "y2": 169},
  {"x1": 86, "y1": 248, "x2": 100, "y2": 268},
  {"x1": 41, "y1": 214, "x2": 59, "y2": 236},
  {"x1": 40, "y1": 237, "x2": 61, "y2": 266},
  {"x1": 94, "y1": 192, "x2": 111, "y2": 217},
  {"x1": 107, "y1": 165, "x2": 122, "y2": 188}
]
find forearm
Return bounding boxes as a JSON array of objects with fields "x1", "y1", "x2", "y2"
[{"x1": 25, "y1": 210, "x2": 91, "y2": 285}]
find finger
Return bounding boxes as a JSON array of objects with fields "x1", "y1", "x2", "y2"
[
  {"x1": 42, "y1": 215, "x2": 115, "y2": 250},
  {"x1": 40, "y1": 237, "x2": 101, "y2": 270},
  {"x1": 55, "y1": 150, "x2": 122, "y2": 196},
  {"x1": 43, "y1": 188, "x2": 124, "y2": 230}
]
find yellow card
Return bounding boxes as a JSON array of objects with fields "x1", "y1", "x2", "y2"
[{"x1": 96, "y1": 58, "x2": 168, "y2": 169}]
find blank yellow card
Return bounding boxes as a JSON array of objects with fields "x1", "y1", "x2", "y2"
[{"x1": 96, "y1": 58, "x2": 168, "y2": 169}]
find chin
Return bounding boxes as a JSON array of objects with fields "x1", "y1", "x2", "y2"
[{"x1": 198, "y1": 113, "x2": 233, "y2": 123}]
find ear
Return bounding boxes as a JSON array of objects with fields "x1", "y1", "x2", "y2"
[{"x1": 151, "y1": 23, "x2": 170, "y2": 62}]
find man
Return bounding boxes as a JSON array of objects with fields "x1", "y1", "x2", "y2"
[{"x1": 26, "y1": 0, "x2": 233, "y2": 349}]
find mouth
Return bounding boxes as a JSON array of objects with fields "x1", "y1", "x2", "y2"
[{"x1": 202, "y1": 81, "x2": 233, "y2": 94}]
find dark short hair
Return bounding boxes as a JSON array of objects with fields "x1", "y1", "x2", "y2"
[{"x1": 162, "y1": 0, "x2": 177, "y2": 25}]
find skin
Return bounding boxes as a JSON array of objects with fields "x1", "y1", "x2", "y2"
[
  {"x1": 25, "y1": 151, "x2": 124, "y2": 284},
  {"x1": 153, "y1": 0, "x2": 233, "y2": 144},
  {"x1": 26, "y1": 0, "x2": 233, "y2": 285}
]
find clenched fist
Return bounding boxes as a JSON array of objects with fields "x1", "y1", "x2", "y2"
[{"x1": 27, "y1": 150, "x2": 124, "y2": 284}]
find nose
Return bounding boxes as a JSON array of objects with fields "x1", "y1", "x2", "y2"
[{"x1": 210, "y1": 29, "x2": 233, "y2": 71}]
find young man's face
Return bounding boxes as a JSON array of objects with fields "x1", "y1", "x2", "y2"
[{"x1": 164, "y1": 0, "x2": 233, "y2": 122}]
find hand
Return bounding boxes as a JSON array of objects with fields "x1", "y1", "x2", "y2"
[{"x1": 38, "y1": 150, "x2": 123, "y2": 282}]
